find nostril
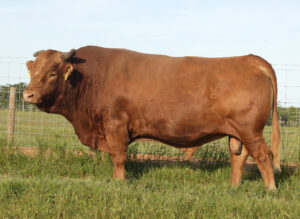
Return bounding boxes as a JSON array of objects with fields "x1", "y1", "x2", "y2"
[{"x1": 23, "y1": 91, "x2": 35, "y2": 101}]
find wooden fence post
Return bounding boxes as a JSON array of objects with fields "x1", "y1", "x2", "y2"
[{"x1": 7, "y1": 87, "x2": 16, "y2": 144}]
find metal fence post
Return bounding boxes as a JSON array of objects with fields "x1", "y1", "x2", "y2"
[{"x1": 7, "y1": 87, "x2": 16, "y2": 144}]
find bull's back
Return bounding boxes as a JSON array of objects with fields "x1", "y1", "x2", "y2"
[{"x1": 109, "y1": 51, "x2": 272, "y2": 117}]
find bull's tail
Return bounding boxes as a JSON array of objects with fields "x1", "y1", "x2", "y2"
[{"x1": 268, "y1": 65, "x2": 281, "y2": 173}]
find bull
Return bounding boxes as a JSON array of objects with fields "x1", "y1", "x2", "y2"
[{"x1": 23, "y1": 46, "x2": 280, "y2": 190}]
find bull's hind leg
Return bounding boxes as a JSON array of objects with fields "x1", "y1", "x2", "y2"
[
  {"x1": 229, "y1": 138, "x2": 249, "y2": 187},
  {"x1": 242, "y1": 135, "x2": 276, "y2": 190},
  {"x1": 179, "y1": 146, "x2": 199, "y2": 161}
]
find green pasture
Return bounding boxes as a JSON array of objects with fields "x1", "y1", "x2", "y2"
[
  {"x1": 0, "y1": 110, "x2": 299, "y2": 162},
  {"x1": 0, "y1": 145, "x2": 299, "y2": 218}
]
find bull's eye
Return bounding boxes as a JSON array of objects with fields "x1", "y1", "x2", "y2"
[{"x1": 50, "y1": 72, "x2": 57, "y2": 77}]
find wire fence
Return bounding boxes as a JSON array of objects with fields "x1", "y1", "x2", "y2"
[{"x1": 0, "y1": 57, "x2": 299, "y2": 162}]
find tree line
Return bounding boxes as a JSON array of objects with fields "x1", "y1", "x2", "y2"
[
  {"x1": 0, "y1": 82, "x2": 38, "y2": 111},
  {"x1": 277, "y1": 106, "x2": 300, "y2": 127}
]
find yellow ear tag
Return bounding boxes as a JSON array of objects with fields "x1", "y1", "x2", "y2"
[
  {"x1": 64, "y1": 68, "x2": 71, "y2": 81},
  {"x1": 28, "y1": 71, "x2": 31, "y2": 78}
]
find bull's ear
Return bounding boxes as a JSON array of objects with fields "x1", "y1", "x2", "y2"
[{"x1": 64, "y1": 64, "x2": 74, "y2": 81}]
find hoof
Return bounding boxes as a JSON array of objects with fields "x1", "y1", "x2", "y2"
[{"x1": 273, "y1": 166, "x2": 282, "y2": 174}]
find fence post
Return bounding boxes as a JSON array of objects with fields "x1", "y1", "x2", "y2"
[
  {"x1": 22, "y1": 98, "x2": 25, "y2": 112},
  {"x1": 7, "y1": 87, "x2": 16, "y2": 144}
]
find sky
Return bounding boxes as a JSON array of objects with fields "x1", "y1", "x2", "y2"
[{"x1": 0, "y1": 0, "x2": 300, "y2": 105}]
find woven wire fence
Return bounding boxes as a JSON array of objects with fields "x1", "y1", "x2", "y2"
[{"x1": 0, "y1": 57, "x2": 299, "y2": 162}]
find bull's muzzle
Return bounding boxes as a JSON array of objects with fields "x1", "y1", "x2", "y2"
[{"x1": 23, "y1": 89, "x2": 37, "y2": 104}]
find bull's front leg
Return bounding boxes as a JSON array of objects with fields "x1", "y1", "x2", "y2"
[
  {"x1": 110, "y1": 151, "x2": 127, "y2": 180},
  {"x1": 96, "y1": 134, "x2": 128, "y2": 180},
  {"x1": 97, "y1": 135, "x2": 128, "y2": 180},
  {"x1": 103, "y1": 120, "x2": 129, "y2": 180}
]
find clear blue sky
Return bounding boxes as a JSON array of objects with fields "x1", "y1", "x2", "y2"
[
  {"x1": 1, "y1": 0, "x2": 299, "y2": 62},
  {"x1": 0, "y1": 0, "x2": 300, "y2": 105}
]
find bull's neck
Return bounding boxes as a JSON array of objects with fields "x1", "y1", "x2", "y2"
[{"x1": 49, "y1": 80, "x2": 88, "y2": 123}]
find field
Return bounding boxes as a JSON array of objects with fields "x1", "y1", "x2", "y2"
[{"x1": 0, "y1": 110, "x2": 300, "y2": 218}]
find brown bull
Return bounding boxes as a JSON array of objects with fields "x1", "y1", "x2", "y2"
[{"x1": 23, "y1": 46, "x2": 280, "y2": 190}]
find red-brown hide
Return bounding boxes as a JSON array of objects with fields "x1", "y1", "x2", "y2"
[{"x1": 23, "y1": 46, "x2": 280, "y2": 190}]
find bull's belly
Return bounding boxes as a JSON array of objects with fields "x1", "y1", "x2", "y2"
[
  {"x1": 130, "y1": 110, "x2": 226, "y2": 147},
  {"x1": 133, "y1": 133, "x2": 226, "y2": 148}
]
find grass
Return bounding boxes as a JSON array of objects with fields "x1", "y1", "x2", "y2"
[
  {"x1": 0, "y1": 109, "x2": 83, "y2": 149},
  {"x1": 0, "y1": 144, "x2": 299, "y2": 218},
  {"x1": 0, "y1": 110, "x2": 299, "y2": 162}
]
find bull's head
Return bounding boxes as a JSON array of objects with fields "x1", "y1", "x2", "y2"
[{"x1": 23, "y1": 49, "x2": 76, "y2": 109}]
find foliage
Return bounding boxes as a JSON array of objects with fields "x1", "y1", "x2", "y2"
[
  {"x1": 266, "y1": 107, "x2": 300, "y2": 127},
  {"x1": 278, "y1": 106, "x2": 300, "y2": 127}
]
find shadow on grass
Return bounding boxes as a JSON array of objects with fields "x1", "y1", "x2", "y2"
[
  {"x1": 125, "y1": 158, "x2": 231, "y2": 180},
  {"x1": 125, "y1": 157, "x2": 298, "y2": 186},
  {"x1": 1, "y1": 139, "x2": 297, "y2": 187},
  {"x1": 242, "y1": 163, "x2": 299, "y2": 187},
  {"x1": 126, "y1": 144, "x2": 232, "y2": 180}
]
